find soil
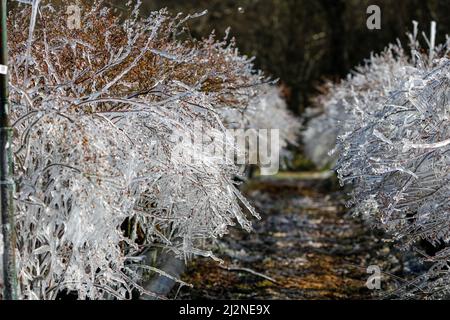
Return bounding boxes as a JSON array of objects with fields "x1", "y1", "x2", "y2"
[{"x1": 174, "y1": 172, "x2": 419, "y2": 300}]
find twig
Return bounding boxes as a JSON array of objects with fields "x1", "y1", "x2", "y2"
[{"x1": 219, "y1": 264, "x2": 280, "y2": 285}]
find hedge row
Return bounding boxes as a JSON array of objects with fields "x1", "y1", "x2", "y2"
[{"x1": 4, "y1": 1, "x2": 299, "y2": 299}]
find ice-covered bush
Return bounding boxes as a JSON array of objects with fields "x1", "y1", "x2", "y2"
[
  {"x1": 303, "y1": 43, "x2": 414, "y2": 169},
  {"x1": 6, "y1": 0, "x2": 298, "y2": 299},
  {"x1": 337, "y1": 57, "x2": 450, "y2": 298},
  {"x1": 306, "y1": 22, "x2": 450, "y2": 298},
  {"x1": 335, "y1": 58, "x2": 449, "y2": 237},
  {"x1": 221, "y1": 85, "x2": 300, "y2": 172}
]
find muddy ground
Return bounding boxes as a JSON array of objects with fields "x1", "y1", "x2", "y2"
[{"x1": 173, "y1": 172, "x2": 420, "y2": 300}]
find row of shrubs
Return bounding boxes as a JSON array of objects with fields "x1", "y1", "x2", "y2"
[
  {"x1": 2, "y1": 1, "x2": 300, "y2": 299},
  {"x1": 304, "y1": 22, "x2": 450, "y2": 298}
]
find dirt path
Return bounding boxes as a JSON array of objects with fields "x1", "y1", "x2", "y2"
[{"x1": 175, "y1": 173, "x2": 413, "y2": 299}]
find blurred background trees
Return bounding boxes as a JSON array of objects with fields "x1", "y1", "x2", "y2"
[{"x1": 103, "y1": 0, "x2": 450, "y2": 114}]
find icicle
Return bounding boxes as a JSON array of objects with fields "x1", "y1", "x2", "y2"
[{"x1": 23, "y1": 0, "x2": 41, "y2": 85}]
